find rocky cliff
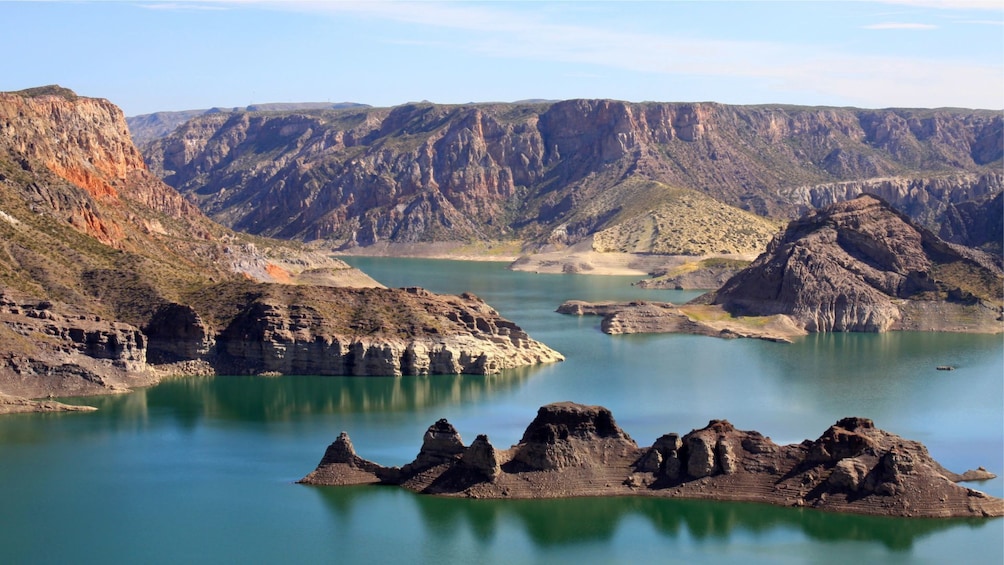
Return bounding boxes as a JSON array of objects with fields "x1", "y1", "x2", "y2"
[
  {"x1": 706, "y1": 195, "x2": 1003, "y2": 332},
  {"x1": 0, "y1": 288, "x2": 156, "y2": 399},
  {"x1": 300, "y1": 402, "x2": 1002, "y2": 518},
  {"x1": 194, "y1": 285, "x2": 563, "y2": 376},
  {"x1": 0, "y1": 86, "x2": 377, "y2": 312},
  {"x1": 141, "y1": 100, "x2": 1001, "y2": 253},
  {"x1": 0, "y1": 86, "x2": 560, "y2": 404}
]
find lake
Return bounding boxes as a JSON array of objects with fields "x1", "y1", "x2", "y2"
[{"x1": 1, "y1": 257, "x2": 1001, "y2": 564}]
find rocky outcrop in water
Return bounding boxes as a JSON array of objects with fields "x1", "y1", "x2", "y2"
[
  {"x1": 210, "y1": 286, "x2": 563, "y2": 376},
  {"x1": 556, "y1": 300, "x2": 805, "y2": 342},
  {"x1": 300, "y1": 402, "x2": 1003, "y2": 518},
  {"x1": 705, "y1": 195, "x2": 1003, "y2": 333},
  {"x1": 142, "y1": 100, "x2": 1001, "y2": 251}
]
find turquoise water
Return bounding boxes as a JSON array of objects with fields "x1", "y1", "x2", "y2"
[{"x1": 1, "y1": 257, "x2": 1001, "y2": 564}]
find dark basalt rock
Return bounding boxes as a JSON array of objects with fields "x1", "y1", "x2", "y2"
[{"x1": 300, "y1": 402, "x2": 1003, "y2": 518}]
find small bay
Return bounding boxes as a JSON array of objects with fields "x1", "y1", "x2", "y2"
[{"x1": 1, "y1": 257, "x2": 1000, "y2": 563}]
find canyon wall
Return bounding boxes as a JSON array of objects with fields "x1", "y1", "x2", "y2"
[{"x1": 141, "y1": 100, "x2": 1002, "y2": 252}]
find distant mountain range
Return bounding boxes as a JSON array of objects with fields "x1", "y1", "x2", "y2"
[
  {"x1": 127, "y1": 102, "x2": 370, "y2": 145},
  {"x1": 132, "y1": 99, "x2": 1002, "y2": 256}
]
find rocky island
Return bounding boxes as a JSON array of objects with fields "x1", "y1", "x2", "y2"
[
  {"x1": 559, "y1": 195, "x2": 1003, "y2": 340},
  {"x1": 300, "y1": 402, "x2": 1002, "y2": 518}
]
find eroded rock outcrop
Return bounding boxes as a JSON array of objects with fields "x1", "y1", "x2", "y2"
[
  {"x1": 556, "y1": 300, "x2": 806, "y2": 343},
  {"x1": 212, "y1": 286, "x2": 562, "y2": 376},
  {"x1": 706, "y1": 195, "x2": 1003, "y2": 333},
  {"x1": 0, "y1": 289, "x2": 156, "y2": 398},
  {"x1": 144, "y1": 303, "x2": 215, "y2": 364},
  {"x1": 300, "y1": 403, "x2": 1003, "y2": 518}
]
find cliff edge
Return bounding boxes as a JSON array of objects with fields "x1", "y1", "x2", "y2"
[{"x1": 0, "y1": 86, "x2": 561, "y2": 405}]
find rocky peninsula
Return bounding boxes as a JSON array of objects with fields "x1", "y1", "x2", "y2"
[
  {"x1": 706, "y1": 195, "x2": 1003, "y2": 333},
  {"x1": 300, "y1": 402, "x2": 1002, "y2": 518},
  {"x1": 0, "y1": 86, "x2": 562, "y2": 409},
  {"x1": 560, "y1": 195, "x2": 1003, "y2": 340},
  {"x1": 556, "y1": 300, "x2": 806, "y2": 342},
  {"x1": 1, "y1": 284, "x2": 563, "y2": 401}
]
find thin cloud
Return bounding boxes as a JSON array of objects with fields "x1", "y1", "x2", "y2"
[
  {"x1": 877, "y1": 0, "x2": 1004, "y2": 10},
  {"x1": 139, "y1": 3, "x2": 229, "y2": 10},
  {"x1": 862, "y1": 22, "x2": 939, "y2": 29},
  {"x1": 196, "y1": 1, "x2": 1003, "y2": 108}
]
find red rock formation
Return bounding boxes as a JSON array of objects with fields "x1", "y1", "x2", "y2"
[{"x1": 0, "y1": 86, "x2": 204, "y2": 244}]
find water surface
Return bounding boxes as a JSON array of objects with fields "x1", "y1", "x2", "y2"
[{"x1": 1, "y1": 257, "x2": 1000, "y2": 563}]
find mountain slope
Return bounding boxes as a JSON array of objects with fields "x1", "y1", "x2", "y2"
[
  {"x1": 141, "y1": 99, "x2": 1002, "y2": 253},
  {"x1": 706, "y1": 195, "x2": 1003, "y2": 332},
  {"x1": 0, "y1": 86, "x2": 376, "y2": 325},
  {"x1": 0, "y1": 86, "x2": 561, "y2": 402}
]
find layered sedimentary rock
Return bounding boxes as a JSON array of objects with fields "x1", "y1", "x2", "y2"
[
  {"x1": 142, "y1": 100, "x2": 1001, "y2": 252},
  {"x1": 0, "y1": 85, "x2": 378, "y2": 322},
  {"x1": 210, "y1": 286, "x2": 563, "y2": 376},
  {"x1": 300, "y1": 402, "x2": 1003, "y2": 518},
  {"x1": 0, "y1": 86, "x2": 561, "y2": 404},
  {"x1": 706, "y1": 195, "x2": 1003, "y2": 333},
  {"x1": 0, "y1": 289, "x2": 155, "y2": 398},
  {"x1": 127, "y1": 102, "x2": 368, "y2": 145}
]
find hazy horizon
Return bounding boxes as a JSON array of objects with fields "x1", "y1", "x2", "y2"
[{"x1": 3, "y1": 1, "x2": 1002, "y2": 116}]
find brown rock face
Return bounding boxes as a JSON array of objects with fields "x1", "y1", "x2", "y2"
[
  {"x1": 212, "y1": 286, "x2": 562, "y2": 376},
  {"x1": 0, "y1": 86, "x2": 559, "y2": 402},
  {"x1": 143, "y1": 100, "x2": 1001, "y2": 250},
  {"x1": 398, "y1": 419, "x2": 466, "y2": 477},
  {"x1": 0, "y1": 289, "x2": 155, "y2": 398},
  {"x1": 300, "y1": 403, "x2": 1003, "y2": 518},
  {"x1": 708, "y1": 195, "x2": 1003, "y2": 332},
  {"x1": 511, "y1": 402, "x2": 637, "y2": 471},
  {"x1": 144, "y1": 303, "x2": 214, "y2": 364},
  {"x1": 0, "y1": 86, "x2": 205, "y2": 245},
  {"x1": 299, "y1": 432, "x2": 384, "y2": 486}
]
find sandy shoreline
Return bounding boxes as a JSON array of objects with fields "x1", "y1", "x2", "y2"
[{"x1": 330, "y1": 240, "x2": 748, "y2": 278}]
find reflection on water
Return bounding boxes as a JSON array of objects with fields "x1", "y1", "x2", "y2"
[
  {"x1": 2, "y1": 257, "x2": 1000, "y2": 564},
  {"x1": 310, "y1": 485, "x2": 995, "y2": 552},
  {"x1": 58, "y1": 367, "x2": 537, "y2": 424}
]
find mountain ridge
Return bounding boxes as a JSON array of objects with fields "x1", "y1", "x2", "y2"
[{"x1": 138, "y1": 99, "x2": 1002, "y2": 256}]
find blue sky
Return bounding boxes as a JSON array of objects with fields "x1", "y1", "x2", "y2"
[{"x1": 4, "y1": 1, "x2": 1002, "y2": 115}]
